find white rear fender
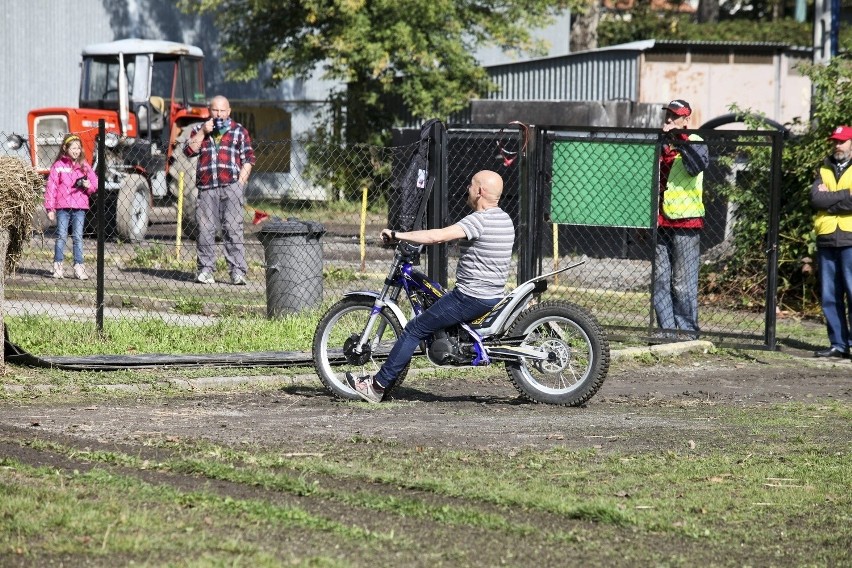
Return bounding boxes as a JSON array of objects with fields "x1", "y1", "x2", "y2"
[
  {"x1": 342, "y1": 291, "x2": 409, "y2": 329},
  {"x1": 473, "y1": 282, "x2": 537, "y2": 336}
]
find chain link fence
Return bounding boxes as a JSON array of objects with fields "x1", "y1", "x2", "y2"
[
  {"x1": 0, "y1": 123, "x2": 809, "y2": 357},
  {"x1": 434, "y1": 125, "x2": 786, "y2": 349},
  {"x1": 444, "y1": 125, "x2": 524, "y2": 285},
  {"x1": 1, "y1": 129, "x2": 417, "y2": 341},
  {"x1": 532, "y1": 126, "x2": 782, "y2": 348}
]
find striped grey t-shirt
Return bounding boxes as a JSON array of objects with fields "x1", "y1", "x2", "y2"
[{"x1": 455, "y1": 207, "x2": 515, "y2": 299}]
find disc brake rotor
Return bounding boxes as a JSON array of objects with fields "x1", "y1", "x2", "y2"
[
  {"x1": 535, "y1": 338, "x2": 571, "y2": 373},
  {"x1": 343, "y1": 334, "x2": 373, "y2": 365}
]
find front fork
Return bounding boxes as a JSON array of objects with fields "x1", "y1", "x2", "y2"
[{"x1": 354, "y1": 286, "x2": 405, "y2": 356}]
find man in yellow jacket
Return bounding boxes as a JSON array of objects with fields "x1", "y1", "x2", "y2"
[
  {"x1": 653, "y1": 99, "x2": 709, "y2": 340},
  {"x1": 810, "y1": 125, "x2": 852, "y2": 359}
]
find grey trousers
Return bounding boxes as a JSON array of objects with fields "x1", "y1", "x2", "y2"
[{"x1": 196, "y1": 183, "x2": 247, "y2": 277}]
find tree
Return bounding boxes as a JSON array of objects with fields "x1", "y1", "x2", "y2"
[
  {"x1": 570, "y1": 0, "x2": 600, "y2": 52},
  {"x1": 708, "y1": 57, "x2": 852, "y2": 313},
  {"x1": 598, "y1": 7, "x2": 815, "y2": 46},
  {"x1": 597, "y1": 0, "x2": 852, "y2": 47},
  {"x1": 697, "y1": 0, "x2": 720, "y2": 23},
  {"x1": 180, "y1": 0, "x2": 583, "y2": 145}
]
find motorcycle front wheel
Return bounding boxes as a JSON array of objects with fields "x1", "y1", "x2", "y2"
[
  {"x1": 312, "y1": 297, "x2": 408, "y2": 401},
  {"x1": 505, "y1": 301, "x2": 609, "y2": 406}
]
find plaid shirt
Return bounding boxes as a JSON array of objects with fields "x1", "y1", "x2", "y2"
[{"x1": 183, "y1": 122, "x2": 256, "y2": 190}]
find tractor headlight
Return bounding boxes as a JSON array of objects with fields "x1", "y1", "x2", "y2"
[
  {"x1": 104, "y1": 132, "x2": 119, "y2": 148},
  {"x1": 5, "y1": 134, "x2": 24, "y2": 151}
]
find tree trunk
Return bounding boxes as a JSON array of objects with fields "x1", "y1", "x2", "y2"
[
  {"x1": 570, "y1": 1, "x2": 600, "y2": 53},
  {"x1": 697, "y1": 0, "x2": 720, "y2": 24}
]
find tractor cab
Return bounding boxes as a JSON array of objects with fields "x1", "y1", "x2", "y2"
[{"x1": 78, "y1": 39, "x2": 209, "y2": 190}]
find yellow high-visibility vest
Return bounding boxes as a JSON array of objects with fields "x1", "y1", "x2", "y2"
[
  {"x1": 814, "y1": 166, "x2": 852, "y2": 235},
  {"x1": 661, "y1": 134, "x2": 705, "y2": 220}
]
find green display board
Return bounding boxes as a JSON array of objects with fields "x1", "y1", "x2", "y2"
[{"x1": 550, "y1": 140, "x2": 656, "y2": 228}]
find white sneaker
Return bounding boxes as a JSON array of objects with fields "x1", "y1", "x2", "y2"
[
  {"x1": 344, "y1": 373, "x2": 385, "y2": 403},
  {"x1": 74, "y1": 264, "x2": 89, "y2": 280},
  {"x1": 52, "y1": 262, "x2": 64, "y2": 279},
  {"x1": 196, "y1": 272, "x2": 215, "y2": 284}
]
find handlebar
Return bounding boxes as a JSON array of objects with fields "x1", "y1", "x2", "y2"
[
  {"x1": 380, "y1": 236, "x2": 422, "y2": 264},
  {"x1": 381, "y1": 233, "x2": 421, "y2": 254},
  {"x1": 396, "y1": 241, "x2": 423, "y2": 256}
]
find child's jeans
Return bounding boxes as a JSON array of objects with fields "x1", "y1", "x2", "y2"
[{"x1": 54, "y1": 209, "x2": 86, "y2": 265}]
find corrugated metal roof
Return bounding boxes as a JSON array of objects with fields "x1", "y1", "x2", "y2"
[
  {"x1": 488, "y1": 51, "x2": 638, "y2": 101},
  {"x1": 652, "y1": 39, "x2": 811, "y2": 51},
  {"x1": 485, "y1": 39, "x2": 812, "y2": 70},
  {"x1": 482, "y1": 39, "x2": 813, "y2": 103}
]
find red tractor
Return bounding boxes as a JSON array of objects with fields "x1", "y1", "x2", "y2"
[{"x1": 10, "y1": 38, "x2": 209, "y2": 242}]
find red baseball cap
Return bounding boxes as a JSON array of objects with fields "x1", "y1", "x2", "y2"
[
  {"x1": 828, "y1": 125, "x2": 852, "y2": 142},
  {"x1": 662, "y1": 99, "x2": 692, "y2": 117}
]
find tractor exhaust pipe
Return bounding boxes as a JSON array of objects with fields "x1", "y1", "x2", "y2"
[{"x1": 118, "y1": 52, "x2": 129, "y2": 135}]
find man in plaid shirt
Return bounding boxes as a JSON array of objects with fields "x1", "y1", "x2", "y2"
[{"x1": 184, "y1": 95, "x2": 256, "y2": 285}]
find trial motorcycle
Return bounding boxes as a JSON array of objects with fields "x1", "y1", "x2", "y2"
[{"x1": 312, "y1": 236, "x2": 610, "y2": 405}]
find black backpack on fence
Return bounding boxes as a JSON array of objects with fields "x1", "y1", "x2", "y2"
[{"x1": 391, "y1": 118, "x2": 442, "y2": 232}]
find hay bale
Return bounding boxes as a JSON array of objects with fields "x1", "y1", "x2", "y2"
[
  {"x1": 0, "y1": 156, "x2": 43, "y2": 273},
  {"x1": 0, "y1": 156, "x2": 42, "y2": 371}
]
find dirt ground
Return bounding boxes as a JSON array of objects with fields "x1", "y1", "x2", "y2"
[
  {"x1": 0, "y1": 351, "x2": 849, "y2": 566},
  {"x1": 1, "y1": 352, "x2": 848, "y2": 451}
]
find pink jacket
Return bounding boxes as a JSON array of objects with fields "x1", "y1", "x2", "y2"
[{"x1": 45, "y1": 156, "x2": 98, "y2": 211}]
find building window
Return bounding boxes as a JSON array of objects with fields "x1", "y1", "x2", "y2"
[
  {"x1": 692, "y1": 52, "x2": 730, "y2": 64},
  {"x1": 732, "y1": 53, "x2": 774, "y2": 65}
]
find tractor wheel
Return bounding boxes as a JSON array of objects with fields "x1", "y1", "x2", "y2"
[{"x1": 116, "y1": 174, "x2": 150, "y2": 243}]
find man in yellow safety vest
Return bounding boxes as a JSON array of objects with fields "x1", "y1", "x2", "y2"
[
  {"x1": 810, "y1": 125, "x2": 852, "y2": 359},
  {"x1": 653, "y1": 99, "x2": 710, "y2": 340}
]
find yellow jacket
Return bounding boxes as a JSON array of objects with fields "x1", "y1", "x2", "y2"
[{"x1": 813, "y1": 165, "x2": 852, "y2": 236}]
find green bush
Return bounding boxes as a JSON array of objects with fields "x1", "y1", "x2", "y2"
[{"x1": 709, "y1": 57, "x2": 852, "y2": 314}]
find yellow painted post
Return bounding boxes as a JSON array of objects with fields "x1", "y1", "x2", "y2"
[
  {"x1": 360, "y1": 185, "x2": 368, "y2": 272},
  {"x1": 553, "y1": 223, "x2": 559, "y2": 285},
  {"x1": 176, "y1": 172, "x2": 184, "y2": 259}
]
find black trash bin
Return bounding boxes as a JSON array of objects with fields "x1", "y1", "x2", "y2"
[{"x1": 257, "y1": 218, "x2": 326, "y2": 317}]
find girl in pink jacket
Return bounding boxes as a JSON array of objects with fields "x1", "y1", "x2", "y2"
[{"x1": 45, "y1": 135, "x2": 98, "y2": 279}]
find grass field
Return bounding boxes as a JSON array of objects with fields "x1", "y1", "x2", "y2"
[{"x1": 0, "y1": 314, "x2": 849, "y2": 566}]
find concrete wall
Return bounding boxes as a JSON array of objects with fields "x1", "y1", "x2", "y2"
[
  {"x1": 638, "y1": 55, "x2": 812, "y2": 126},
  {"x1": 470, "y1": 100, "x2": 662, "y2": 128}
]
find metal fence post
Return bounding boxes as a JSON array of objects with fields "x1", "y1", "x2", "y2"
[
  {"x1": 427, "y1": 120, "x2": 448, "y2": 287},
  {"x1": 648, "y1": 134, "x2": 663, "y2": 329},
  {"x1": 764, "y1": 131, "x2": 783, "y2": 350},
  {"x1": 518, "y1": 125, "x2": 539, "y2": 284},
  {"x1": 95, "y1": 119, "x2": 106, "y2": 335}
]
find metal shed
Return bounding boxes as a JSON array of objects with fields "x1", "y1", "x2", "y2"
[{"x1": 481, "y1": 39, "x2": 813, "y2": 126}]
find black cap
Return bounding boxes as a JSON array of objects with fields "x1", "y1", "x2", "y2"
[{"x1": 662, "y1": 99, "x2": 692, "y2": 117}]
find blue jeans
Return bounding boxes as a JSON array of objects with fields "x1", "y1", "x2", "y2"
[
  {"x1": 54, "y1": 209, "x2": 86, "y2": 265},
  {"x1": 818, "y1": 246, "x2": 852, "y2": 351},
  {"x1": 374, "y1": 288, "x2": 500, "y2": 388},
  {"x1": 653, "y1": 227, "x2": 700, "y2": 333}
]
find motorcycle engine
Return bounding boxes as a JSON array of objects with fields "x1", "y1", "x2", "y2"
[{"x1": 426, "y1": 329, "x2": 470, "y2": 365}]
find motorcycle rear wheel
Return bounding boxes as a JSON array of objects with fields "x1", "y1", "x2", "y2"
[
  {"x1": 505, "y1": 301, "x2": 609, "y2": 406},
  {"x1": 312, "y1": 297, "x2": 408, "y2": 401}
]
